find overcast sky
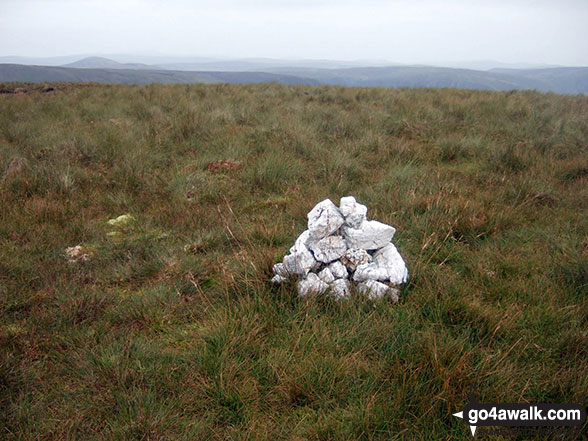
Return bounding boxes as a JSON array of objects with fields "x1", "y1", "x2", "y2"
[{"x1": 2, "y1": 0, "x2": 588, "y2": 65}]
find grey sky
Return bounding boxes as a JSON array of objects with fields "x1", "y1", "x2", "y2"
[{"x1": 2, "y1": 0, "x2": 588, "y2": 65}]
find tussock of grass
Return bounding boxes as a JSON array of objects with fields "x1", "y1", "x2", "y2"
[{"x1": 1, "y1": 83, "x2": 587, "y2": 440}]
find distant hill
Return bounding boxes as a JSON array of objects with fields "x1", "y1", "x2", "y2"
[
  {"x1": 265, "y1": 66, "x2": 543, "y2": 90},
  {"x1": 0, "y1": 62, "x2": 587, "y2": 94},
  {"x1": 63, "y1": 56, "x2": 154, "y2": 70},
  {"x1": 429, "y1": 60, "x2": 560, "y2": 71},
  {"x1": 0, "y1": 55, "x2": 89, "y2": 66},
  {"x1": 489, "y1": 67, "x2": 588, "y2": 95},
  {"x1": 4, "y1": 55, "x2": 553, "y2": 71},
  {"x1": 1, "y1": 55, "x2": 401, "y2": 72},
  {"x1": 265, "y1": 65, "x2": 588, "y2": 94},
  {"x1": 156, "y1": 58, "x2": 403, "y2": 72},
  {"x1": 0, "y1": 64, "x2": 319, "y2": 86}
]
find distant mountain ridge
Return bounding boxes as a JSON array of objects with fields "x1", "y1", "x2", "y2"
[
  {"x1": 0, "y1": 56, "x2": 587, "y2": 94},
  {"x1": 0, "y1": 64, "x2": 319, "y2": 86},
  {"x1": 489, "y1": 67, "x2": 588, "y2": 95},
  {"x1": 0, "y1": 55, "x2": 403, "y2": 71},
  {"x1": 63, "y1": 56, "x2": 154, "y2": 70},
  {"x1": 1, "y1": 55, "x2": 567, "y2": 71}
]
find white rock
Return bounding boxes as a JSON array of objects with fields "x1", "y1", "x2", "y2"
[
  {"x1": 329, "y1": 278, "x2": 351, "y2": 299},
  {"x1": 352, "y1": 244, "x2": 409, "y2": 284},
  {"x1": 353, "y1": 262, "x2": 390, "y2": 282},
  {"x1": 307, "y1": 199, "x2": 344, "y2": 240},
  {"x1": 289, "y1": 229, "x2": 315, "y2": 254},
  {"x1": 373, "y1": 243, "x2": 409, "y2": 285},
  {"x1": 273, "y1": 263, "x2": 288, "y2": 277},
  {"x1": 339, "y1": 196, "x2": 357, "y2": 217},
  {"x1": 65, "y1": 245, "x2": 91, "y2": 263},
  {"x1": 357, "y1": 280, "x2": 399, "y2": 301},
  {"x1": 310, "y1": 235, "x2": 347, "y2": 263},
  {"x1": 271, "y1": 274, "x2": 286, "y2": 284},
  {"x1": 328, "y1": 260, "x2": 348, "y2": 279},
  {"x1": 283, "y1": 249, "x2": 317, "y2": 276},
  {"x1": 271, "y1": 197, "x2": 408, "y2": 300},
  {"x1": 318, "y1": 267, "x2": 335, "y2": 283},
  {"x1": 340, "y1": 248, "x2": 371, "y2": 271},
  {"x1": 339, "y1": 196, "x2": 368, "y2": 228},
  {"x1": 341, "y1": 220, "x2": 396, "y2": 250},
  {"x1": 298, "y1": 273, "x2": 329, "y2": 296}
]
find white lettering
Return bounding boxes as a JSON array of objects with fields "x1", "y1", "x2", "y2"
[{"x1": 469, "y1": 409, "x2": 478, "y2": 424}]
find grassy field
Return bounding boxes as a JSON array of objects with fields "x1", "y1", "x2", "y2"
[{"x1": 1, "y1": 82, "x2": 587, "y2": 440}]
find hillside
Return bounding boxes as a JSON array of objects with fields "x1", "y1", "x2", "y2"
[
  {"x1": 63, "y1": 56, "x2": 155, "y2": 70},
  {"x1": 267, "y1": 65, "x2": 551, "y2": 90},
  {"x1": 267, "y1": 65, "x2": 588, "y2": 94},
  {"x1": 0, "y1": 64, "x2": 319, "y2": 86},
  {"x1": 1, "y1": 61, "x2": 588, "y2": 94},
  {"x1": 490, "y1": 67, "x2": 588, "y2": 95},
  {"x1": 1, "y1": 83, "x2": 587, "y2": 440}
]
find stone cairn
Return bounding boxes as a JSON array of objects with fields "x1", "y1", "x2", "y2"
[{"x1": 271, "y1": 197, "x2": 409, "y2": 300}]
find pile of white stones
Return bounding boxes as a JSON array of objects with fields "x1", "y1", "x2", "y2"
[{"x1": 272, "y1": 197, "x2": 409, "y2": 300}]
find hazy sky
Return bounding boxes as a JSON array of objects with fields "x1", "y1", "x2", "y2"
[{"x1": 2, "y1": 0, "x2": 588, "y2": 65}]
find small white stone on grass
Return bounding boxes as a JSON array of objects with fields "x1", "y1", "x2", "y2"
[
  {"x1": 298, "y1": 273, "x2": 329, "y2": 296},
  {"x1": 329, "y1": 278, "x2": 351, "y2": 299},
  {"x1": 307, "y1": 199, "x2": 344, "y2": 240},
  {"x1": 310, "y1": 235, "x2": 347, "y2": 263},
  {"x1": 339, "y1": 196, "x2": 367, "y2": 228},
  {"x1": 318, "y1": 267, "x2": 335, "y2": 283},
  {"x1": 328, "y1": 260, "x2": 348, "y2": 279},
  {"x1": 65, "y1": 245, "x2": 91, "y2": 263}
]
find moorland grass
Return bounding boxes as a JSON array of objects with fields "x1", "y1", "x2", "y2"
[{"x1": 0, "y1": 83, "x2": 587, "y2": 440}]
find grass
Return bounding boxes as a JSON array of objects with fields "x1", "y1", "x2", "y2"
[{"x1": 0, "y1": 82, "x2": 587, "y2": 440}]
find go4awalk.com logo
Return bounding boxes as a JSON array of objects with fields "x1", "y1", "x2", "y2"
[{"x1": 453, "y1": 388, "x2": 586, "y2": 437}]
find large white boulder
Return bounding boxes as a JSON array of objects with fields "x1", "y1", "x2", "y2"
[
  {"x1": 307, "y1": 199, "x2": 345, "y2": 240},
  {"x1": 341, "y1": 220, "x2": 396, "y2": 250},
  {"x1": 283, "y1": 249, "x2": 317, "y2": 276},
  {"x1": 310, "y1": 235, "x2": 347, "y2": 263},
  {"x1": 373, "y1": 243, "x2": 409, "y2": 285},
  {"x1": 298, "y1": 273, "x2": 329, "y2": 296},
  {"x1": 339, "y1": 196, "x2": 367, "y2": 228}
]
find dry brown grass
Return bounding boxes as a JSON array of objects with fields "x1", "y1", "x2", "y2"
[{"x1": 0, "y1": 83, "x2": 586, "y2": 440}]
